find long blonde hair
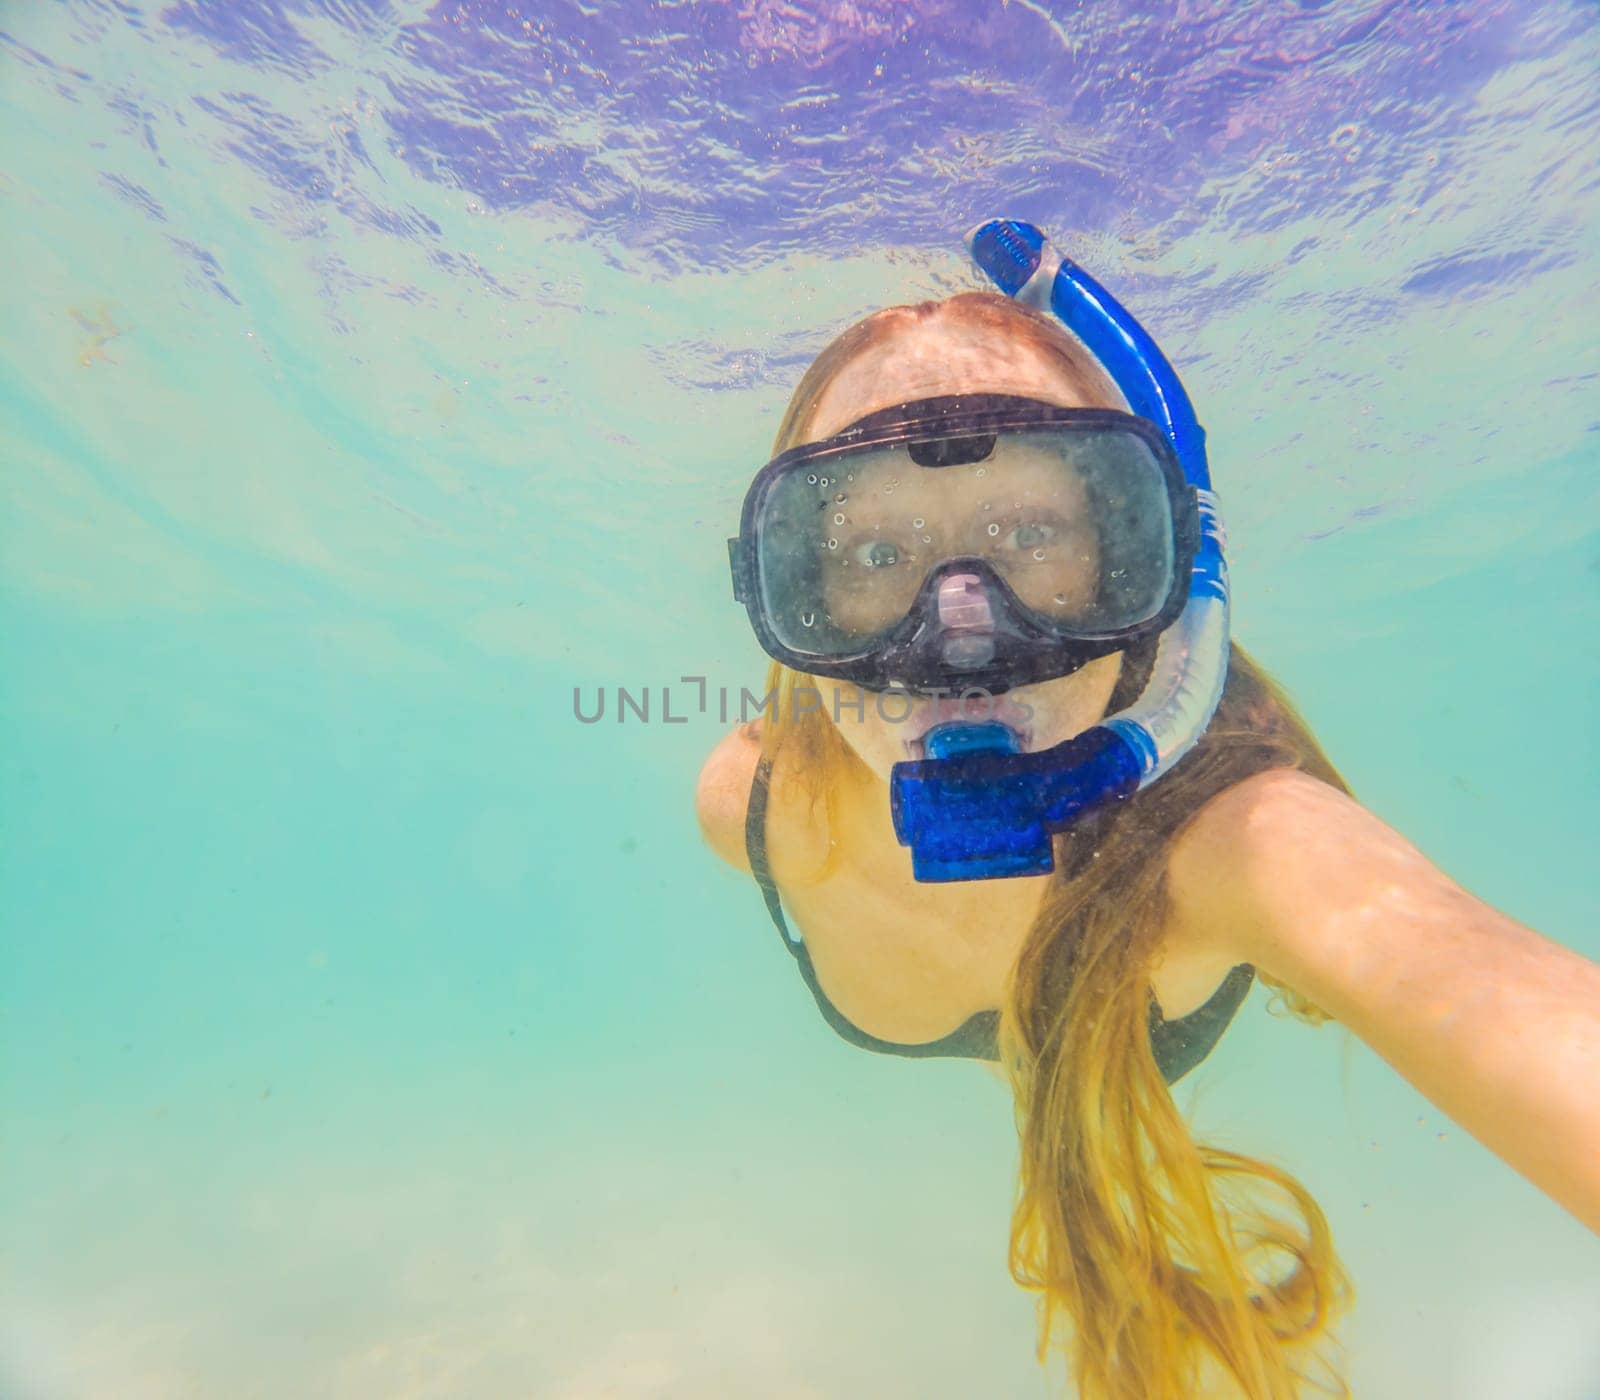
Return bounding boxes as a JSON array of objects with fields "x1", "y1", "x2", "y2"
[{"x1": 757, "y1": 292, "x2": 1354, "y2": 1397}]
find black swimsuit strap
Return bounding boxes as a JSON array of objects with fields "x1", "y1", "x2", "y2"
[
  {"x1": 1149, "y1": 961, "x2": 1256, "y2": 1084},
  {"x1": 746, "y1": 752, "x2": 1001, "y2": 1059},
  {"x1": 745, "y1": 751, "x2": 1253, "y2": 1079}
]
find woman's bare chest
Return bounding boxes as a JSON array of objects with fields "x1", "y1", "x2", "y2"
[
  {"x1": 769, "y1": 794, "x2": 1237, "y2": 1035},
  {"x1": 778, "y1": 830, "x2": 1049, "y2": 1043}
]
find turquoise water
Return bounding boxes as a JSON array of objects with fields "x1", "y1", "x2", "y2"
[{"x1": 3, "y1": 4, "x2": 1599, "y2": 1396}]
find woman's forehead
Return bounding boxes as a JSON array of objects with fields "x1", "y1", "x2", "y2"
[{"x1": 804, "y1": 319, "x2": 1113, "y2": 441}]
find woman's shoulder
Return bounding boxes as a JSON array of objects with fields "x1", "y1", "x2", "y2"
[
  {"x1": 1163, "y1": 767, "x2": 1364, "y2": 968},
  {"x1": 695, "y1": 719, "x2": 764, "y2": 872},
  {"x1": 695, "y1": 718, "x2": 834, "y2": 884}
]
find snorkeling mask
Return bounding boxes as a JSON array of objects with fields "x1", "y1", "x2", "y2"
[
  {"x1": 729, "y1": 396, "x2": 1199, "y2": 696},
  {"x1": 729, "y1": 219, "x2": 1230, "y2": 883}
]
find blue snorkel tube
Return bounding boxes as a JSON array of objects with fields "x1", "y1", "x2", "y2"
[{"x1": 889, "y1": 219, "x2": 1231, "y2": 882}]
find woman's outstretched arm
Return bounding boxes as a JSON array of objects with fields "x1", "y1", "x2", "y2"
[{"x1": 1166, "y1": 767, "x2": 1600, "y2": 1235}]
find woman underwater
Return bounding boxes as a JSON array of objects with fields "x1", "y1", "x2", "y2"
[{"x1": 695, "y1": 221, "x2": 1600, "y2": 1399}]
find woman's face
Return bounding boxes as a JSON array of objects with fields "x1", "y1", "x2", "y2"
[{"x1": 800, "y1": 312, "x2": 1126, "y2": 784}]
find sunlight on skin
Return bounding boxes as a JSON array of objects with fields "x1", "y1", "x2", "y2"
[{"x1": 1169, "y1": 767, "x2": 1600, "y2": 1235}]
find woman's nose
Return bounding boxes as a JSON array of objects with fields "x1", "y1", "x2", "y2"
[
  {"x1": 937, "y1": 572, "x2": 995, "y2": 630},
  {"x1": 937, "y1": 572, "x2": 996, "y2": 669}
]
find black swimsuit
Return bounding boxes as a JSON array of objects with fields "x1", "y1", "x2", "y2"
[{"x1": 745, "y1": 753, "x2": 1254, "y2": 1084}]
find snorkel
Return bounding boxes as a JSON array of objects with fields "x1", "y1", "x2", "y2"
[{"x1": 889, "y1": 219, "x2": 1231, "y2": 882}]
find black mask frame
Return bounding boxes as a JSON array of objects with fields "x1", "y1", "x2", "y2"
[{"x1": 728, "y1": 394, "x2": 1200, "y2": 696}]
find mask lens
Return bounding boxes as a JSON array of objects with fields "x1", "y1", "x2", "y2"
[
  {"x1": 752, "y1": 424, "x2": 1177, "y2": 660},
  {"x1": 754, "y1": 448, "x2": 928, "y2": 655},
  {"x1": 991, "y1": 429, "x2": 1175, "y2": 630}
]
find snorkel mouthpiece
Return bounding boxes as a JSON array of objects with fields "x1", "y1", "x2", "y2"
[
  {"x1": 923, "y1": 720, "x2": 1020, "y2": 761},
  {"x1": 888, "y1": 219, "x2": 1232, "y2": 882},
  {"x1": 891, "y1": 726, "x2": 1141, "y2": 882}
]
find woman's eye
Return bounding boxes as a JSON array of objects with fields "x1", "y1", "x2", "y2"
[
  {"x1": 853, "y1": 538, "x2": 902, "y2": 569},
  {"x1": 1004, "y1": 521, "x2": 1057, "y2": 552}
]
